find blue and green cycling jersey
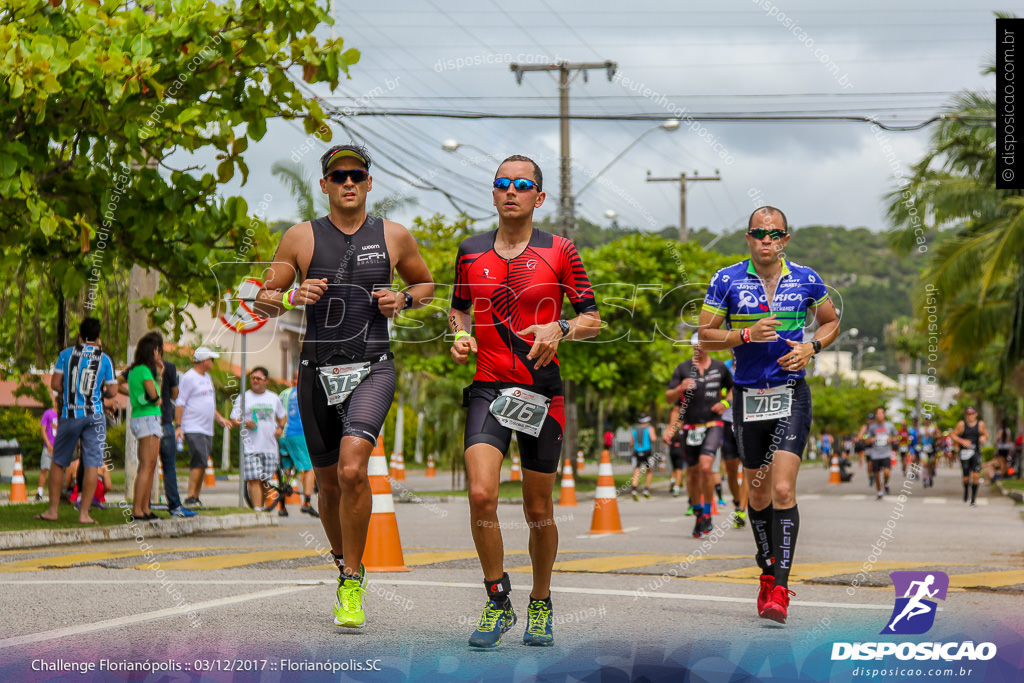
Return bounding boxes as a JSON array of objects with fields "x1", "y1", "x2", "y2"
[{"x1": 703, "y1": 258, "x2": 830, "y2": 389}]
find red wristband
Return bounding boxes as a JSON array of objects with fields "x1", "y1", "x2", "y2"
[{"x1": 741, "y1": 328, "x2": 751, "y2": 344}]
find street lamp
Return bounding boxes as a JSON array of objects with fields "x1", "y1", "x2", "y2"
[
  {"x1": 831, "y1": 327, "x2": 858, "y2": 386},
  {"x1": 574, "y1": 119, "x2": 680, "y2": 199},
  {"x1": 854, "y1": 343, "x2": 877, "y2": 386},
  {"x1": 441, "y1": 140, "x2": 499, "y2": 163}
]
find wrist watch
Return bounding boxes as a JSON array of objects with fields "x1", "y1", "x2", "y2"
[
  {"x1": 810, "y1": 339, "x2": 822, "y2": 354},
  {"x1": 403, "y1": 292, "x2": 414, "y2": 311},
  {"x1": 557, "y1": 319, "x2": 571, "y2": 338}
]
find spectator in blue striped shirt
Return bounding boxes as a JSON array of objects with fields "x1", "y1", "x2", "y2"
[{"x1": 36, "y1": 317, "x2": 118, "y2": 524}]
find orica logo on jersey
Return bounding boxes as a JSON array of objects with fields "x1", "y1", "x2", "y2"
[
  {"x1": 737, "y1": 291, "x2": 762, "y2": 310},
  {"x1": 882, "y1": 571, "x2": 948, "y2": 635}
]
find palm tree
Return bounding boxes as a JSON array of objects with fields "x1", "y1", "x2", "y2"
[
  {"x1": 886, "y1": 62, "x2": 1024, "y2": 376},
  {"x1": 271, "y1": 160, "x2": 324, "y2": 222}
]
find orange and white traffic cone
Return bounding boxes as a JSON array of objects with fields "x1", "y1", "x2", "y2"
[
  {"x1": 364, "y1": 433, "x2": 409, "y2": 572},
  {"x1": 205, "y1": 456, "x2": 216, "y2": 488},
  {"x1": 9, "y1": 453, "x2": 28, "y2": 503},
  {"x1": 510, "y1": 452, "x2": 522, "y2": 482},
  {"x1": 576, "y1": 449, "x2": 585, "y2": 474},
  {"x1": 711, "y1": 494, "x2": 718, "y2": 515},
  {"x1": 828, "y1": 455, "x2": 842, "y2": 485},
  {"x1": 395, "y1": 451, "x2": 405, "y2": 481},
  {"x1": 425, "y1": 452, "x2": 436, "y2": 478},
  {"x1": 558, "y1": 459, "x2": 577, "y2": 507},
  {"x1": 588, "y1": 449, "x2": 623, "y2": 534},
  {"x1": 389, "y1": 453, "x2": 397, "y2": 479}
]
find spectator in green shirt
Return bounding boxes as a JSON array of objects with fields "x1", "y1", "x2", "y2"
[{"x1": 128, "y1": 333, "x2": 164, "y2": 521}]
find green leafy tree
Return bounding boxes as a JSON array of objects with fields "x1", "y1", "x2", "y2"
[
  {"x1": 561, "y1": 234, "x2": 735, "y2": 423},
  {"x1": 806, "y1": 376, "x2": 893, "y2": 437},
  {"x1": 0, "y1": 0, "x2": 359, "y2": 372}
]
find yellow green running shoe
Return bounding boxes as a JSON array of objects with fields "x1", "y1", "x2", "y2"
[
  {"x1": 333, "y1": 577, "x2": 367, "y2": 628},
  {"x1": 468, "y1": 600, "x2": 516, "y2": 648},
  {"x1": 523, "y1": 599, "x2": 554, "y2": 646}
]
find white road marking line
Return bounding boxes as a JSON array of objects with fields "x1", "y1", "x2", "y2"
[
  {"x1": 378, "y1": 579, "x2": 893, "y2": 610},
  {"x1": 577, "y1": 527, "x2": 639, "y2": 538},
  {"x1": 923, "y1": 498, "x2": 946, "y2": 504},
  {"x1": 658, "y1": 517, "x2": 687, "y2": 523},
  {"x1": 0, "y1": 578, "x2": 893, "y2": 612},
  {"x1": 0, "y1": 585, "x2": 314, "y2": 650},
  {"x1": 800, "y1": 494, "x2": 822, "y2": 500},
  {"x1": 0, "y1": 579, "x2": 326, "y2": 585},
  {"x1": 840, "y1": 494, "x2": 868, "y2": 500}
]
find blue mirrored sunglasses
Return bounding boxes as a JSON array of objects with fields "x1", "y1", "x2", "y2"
[{"x1": 493, "y1": 177, "x2": 538, "y2": 192}]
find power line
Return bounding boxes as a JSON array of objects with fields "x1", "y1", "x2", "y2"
[{"x1": 336, "y1": 110, "x2": 989, "y2": 132}]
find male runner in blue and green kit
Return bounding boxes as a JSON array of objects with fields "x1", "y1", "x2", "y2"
[
  {"x1": 257, "y1": 144, "x2": 434, "y2": 629},
  {"x1": 699, "y1": 206, "x2": 839, "y2": 624}
]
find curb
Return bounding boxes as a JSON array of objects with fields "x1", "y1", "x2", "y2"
[
  {"x1": 0, "y1": 512, "x2": 278, "y2": 551},
  {"x1": 391, "y1": 493, "x2": 598, "y2": 505},
  {"x1": 995, "y1": 480, "x2": 1024, "y2": 504}
]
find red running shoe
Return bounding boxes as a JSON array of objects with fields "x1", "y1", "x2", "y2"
[
  {"x1": 756, "y1": 574, "x2": 775, "y2": 615},
  {"x1": 760, "y1": 585, "x2": 795, "y2": 624}
]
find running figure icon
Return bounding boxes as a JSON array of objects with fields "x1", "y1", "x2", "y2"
[
  {"x1": 888, "y1": 575, "x2": 938, "y2": 631},
  {"x1": 882, "y1": 571, "x2": 949, "y2": 635}
]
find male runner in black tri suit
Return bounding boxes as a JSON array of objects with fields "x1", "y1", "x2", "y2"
[
  {"x1": 450, "y1": 155, "x2": 600, "y2": 648},
  {"x1": 664, "y1": 333, "x2": 734, "y2": 539},
  {"x1": 257, "y1": 144, "x2": 433, "y2": 629},
  {"x1": 952, "y1": 406, "x2": 988, "y2": 507}
]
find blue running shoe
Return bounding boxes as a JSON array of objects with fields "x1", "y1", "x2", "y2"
[
  {"x1": 523, "y1": 599, "x2": 554, "y2": 646},
  {"x1": 468, "y1": 600, "x2": 516, "y2": 648}
]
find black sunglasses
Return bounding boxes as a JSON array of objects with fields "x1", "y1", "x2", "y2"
[
  {"x1": 494, "y1": 177, "x2": 538, "y2": 192},
  {"x1": 747, "y1": 228, "x2": 787, "y2": 240},
  {"x1": 326, "y1": 169, "x2": 369, "y2": 184}
]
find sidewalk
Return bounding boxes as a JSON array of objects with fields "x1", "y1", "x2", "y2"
[{"x1": 0, "y1": 476, "x2": 276, "y2": 551}]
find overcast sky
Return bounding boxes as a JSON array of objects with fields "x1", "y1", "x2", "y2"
[{"x1": 201, "y1": 1, "x2": 1005, "y2": 238}]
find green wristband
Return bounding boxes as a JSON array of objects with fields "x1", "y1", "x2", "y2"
[
  {"x1": 454, "y1": 330, "x2": 470, "y2": 341},
  {"x1": 281, "y1": 288, "x2": 296, "y2": 310},
  {"x1": 720, "y1": 400, "x2": 730, "y2": 409}
]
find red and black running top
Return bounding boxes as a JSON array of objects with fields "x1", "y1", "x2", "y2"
[{"x1": 452, "y1": 228, "x2": 598, "y2": 389}]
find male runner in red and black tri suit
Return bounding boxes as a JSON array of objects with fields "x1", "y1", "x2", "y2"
[
  {"x1": 256, "y1": 144, "x2": 433, "y2": 629},
  {"x1": 450, "y1": 155, "x2": 601, "y2": 648}
]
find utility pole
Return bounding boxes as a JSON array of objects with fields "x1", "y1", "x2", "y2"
[
  {"x1": 510, "y1": 61, "x2": 617, "y2": 239},
  {"x1": 646, "y1": 170, "x2": 721, "y2": 242},
  {"x1": 509, "y1": 60, "x2": 616, "y2": 475}
]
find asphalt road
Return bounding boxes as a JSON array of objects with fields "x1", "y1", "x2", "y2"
[{"x1": 0, "y1": 461, "x2": 1021, "y2": 682}]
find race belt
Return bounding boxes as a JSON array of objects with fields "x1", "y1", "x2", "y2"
[
  {"x1": 742, "y1": 384, "x2": 792, "y2": 422},
  {"x1": 316, "y1": 352, "x2": 393, "y2": 406},
  {"x1": 682, "y1": 421, "x2": 723, "y2": 447},
  {"x1": 488, "y1": 386, "x2": 551, "y2": 438}
]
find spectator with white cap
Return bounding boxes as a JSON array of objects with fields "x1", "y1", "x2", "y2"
[{"x1": 175, "y1": 346, "x2": 232, "y2": 506}]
